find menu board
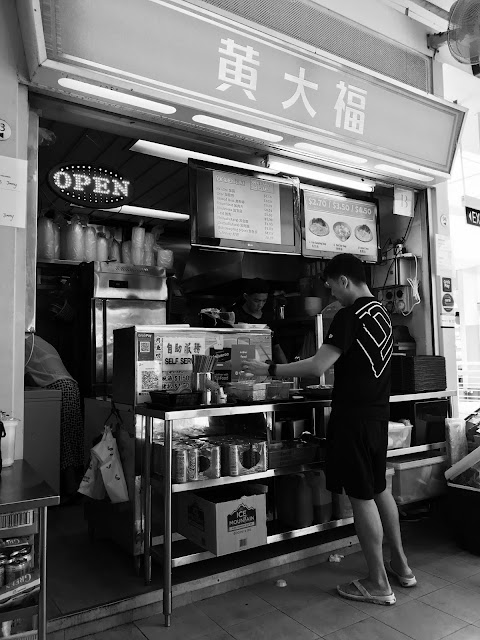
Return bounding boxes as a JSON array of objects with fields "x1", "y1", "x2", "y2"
[
  {"x1": 213, "y1": 170, "x2": 281, "y2": 244},
  {"x1": 303, "y1": 190, "x2": 378, "y2": 262}
]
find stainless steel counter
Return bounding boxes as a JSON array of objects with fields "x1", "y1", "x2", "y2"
[{"x1": 139, "y1": 388, "x2": 456, "y2": 627}]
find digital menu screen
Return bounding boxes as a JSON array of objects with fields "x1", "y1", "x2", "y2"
[
  {"x1": 190, "y1": 162, "x2": 301, "y2": 255},
  {"x1": 212, "y1": 170, "x2": 282, "y2": 245},
  {"x1": 302, "y1": 190, "x2": 379, "y2": 263}
]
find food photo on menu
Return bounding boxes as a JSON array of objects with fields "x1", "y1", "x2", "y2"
[{"x1": 303, "y1": 190, "x2": 379, "y2": 262}]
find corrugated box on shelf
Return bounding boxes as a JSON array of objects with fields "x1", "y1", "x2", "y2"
[{"x1": 177, "y1": 488, "x2": 267, "y2": 556}]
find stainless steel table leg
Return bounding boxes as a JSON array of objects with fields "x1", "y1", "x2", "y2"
[
  {"x1": 164, "y1": 418, "x2": 173, "y2": 627},
  {"x1": 38, "y1": 506, "x2": 47, "y2": 640},
  {"x1": 144, "y1": 415, "x2": 153, "y2": 585}
]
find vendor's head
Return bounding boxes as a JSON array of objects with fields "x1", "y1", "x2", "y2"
[
  {"x1": 323, "y1": 254, "x2": 368, "y2": 306},
  {"x1": 242, "y1": 278, "x2": 270, "y2": 316}
]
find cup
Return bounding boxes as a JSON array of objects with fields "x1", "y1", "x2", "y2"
[
  {"x1": 1, "y1": 418, "x2": 18, "y2": 468},
  {"x1": 192, "y1": 373, "x2": 212, "y2": 404}
]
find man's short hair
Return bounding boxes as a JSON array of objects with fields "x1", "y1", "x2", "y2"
[
  {"x1": 243, "y1": 278, "x2": 270, "y2": 295},
  {"x1": 323, "y1": 254, "x2": 367, "y2": 285}
]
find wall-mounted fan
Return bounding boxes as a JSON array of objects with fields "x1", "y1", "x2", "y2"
[{"x1": 428, "y1": 0, "x2": 480, "y2": 65}]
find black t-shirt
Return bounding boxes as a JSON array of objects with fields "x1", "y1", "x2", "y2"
[
  {"x1": 231, "y1": 304, "x2": 279, "y2": 346},
  {"x1": 324, "y1": 297, "x2": 393, "y2": 419}
]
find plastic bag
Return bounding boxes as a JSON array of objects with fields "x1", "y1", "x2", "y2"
[
  {"x1": 109, "y1": 238, "x2": 121, "y2": 262},
  {"x1": 132, "y1": 224, "x2": 145, "y2": 265},
  {"x1": 121, "y1": 240, "x2": 132, "y2": 264},
  {"x1": 144, "y1": 232, "x2": 155, "y2": 266},
  {"x1": 84, "y1": 226, "x2": 97, "y2": 262},
  {"x1": 78, "y1": 455, "x2": 106, "y2": 500},
  {"x1": 93, "y1": 426, "x2": 129, "y2": 503},
  {"x1": 100, "y1": 456, "x2": 129, "y2": 503},
  {"x1": 156, "y1": 248, "x2": 174, "y2": 269},
  {"x1": 37, "y1": 216, "x2": 55, "y2": 260},
  {"x1": 446, "y1": 418, "x2": 468, "y2": 467},
  {"x1": 91, "y1": 425, "x2": 116, "y2": 465},
  {"x1": 65, "y1": 215, "x2": 85, "y2": 261}
]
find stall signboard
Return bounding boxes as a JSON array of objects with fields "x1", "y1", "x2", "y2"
[
  {"x1": 302, "y1": 190, "x2": 379, "y2": 262},
  {"x1": 47, "y1": 164, "x2": 133, "y2": 208},
  {"x1": 37, "y1": 0, "x2": 465, "y2": 176}
]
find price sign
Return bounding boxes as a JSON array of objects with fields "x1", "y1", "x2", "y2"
[{"x1": 212, "y1": 170, "x2": 281, "y2": 244}]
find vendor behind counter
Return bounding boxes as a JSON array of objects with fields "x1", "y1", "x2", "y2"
[
  {"x1": 24, "y1": 334, "x2": 84, "y2": 498},
  {"x1": 230, "y1": 279, "x2": 287, "y2": 364}
]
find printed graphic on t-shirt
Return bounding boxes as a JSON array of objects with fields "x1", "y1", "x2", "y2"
[{"x1": 355, "y1": 300, "x2": 393, "y2": 378}]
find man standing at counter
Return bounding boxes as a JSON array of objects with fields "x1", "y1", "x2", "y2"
[
  {"x1": 231, "y1": 278, "x2": 288, "y2": 364},
  {"x1": 243, "y1": 254, "x2": 415, "y2": 606}
]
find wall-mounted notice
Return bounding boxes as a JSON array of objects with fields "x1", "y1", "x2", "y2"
[
  {"x1": 303, "y1": 190, "x2": 378, "y2": 262},
  {"x1": 212, "y1": 170, "x2": 281, "y2": 244},
  {"x1": 0, "y1": 156, "x2": 27, "y2": 228},
  {"x1": 435, "y1": 234, "x2": 452, "y2": 277}
]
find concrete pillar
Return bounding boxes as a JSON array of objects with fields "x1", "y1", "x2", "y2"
[{"x1": 0, "y1": 0, "x2": 29, "y2": 457}]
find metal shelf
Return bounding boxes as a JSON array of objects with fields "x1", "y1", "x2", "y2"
[
  {"x1": 153, "y1": 517, "x2": 355, "y2": 567},
  {"x1": 137, "y1": 399, "x2": 331, "y2": 421},
  {"x1": 152, "y1": 462, "x2": 325, "y2": 493},
  {"x1": 390, "y1": 390, "x2": 457, "y2": 403},
  {"x1": 138, "y1": 391, "x2": 457, "y2": 421},
  {"x1": 266, "y1": 517, "x2": 354, "y2": 544},
  {"x1": 387, "y1": 442, "x2": 446, "y2": 458},
  {"x1": 0, "y1": 604, "x2": 37, "y2": 624}
]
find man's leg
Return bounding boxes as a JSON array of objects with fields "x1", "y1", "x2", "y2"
[
  {"x1": 374, "y1": 489, "x2": 413, "y2": 577},
  {"x1": 348, "y1": 496, "x2": 392, "y2": 595}
]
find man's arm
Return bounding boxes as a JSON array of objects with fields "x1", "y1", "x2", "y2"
[{"x1": 243, "y1": 343, "x2": 342, "y2": 378}]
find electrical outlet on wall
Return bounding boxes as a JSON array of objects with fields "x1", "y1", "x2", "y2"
[{"x1": 374, "y1": 285, "x2": 414, "y2": 315}]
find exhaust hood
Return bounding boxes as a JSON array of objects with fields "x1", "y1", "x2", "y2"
[{"x1": 182, "y1": 248, "x2": 302, "y2": 293}]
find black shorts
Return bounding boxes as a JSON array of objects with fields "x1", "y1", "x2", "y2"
[{"x1": 326, "y1": 414, "x2": 388, "y2": 500}]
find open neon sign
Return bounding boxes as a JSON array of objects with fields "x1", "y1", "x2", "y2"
[{"x1": 47, "y1": 164, "x2": 133, "y2": 208}]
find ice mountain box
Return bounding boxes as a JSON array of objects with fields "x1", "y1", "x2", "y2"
[{"x1": 177, "y1": 488, "x2": 267, "y2": 556}]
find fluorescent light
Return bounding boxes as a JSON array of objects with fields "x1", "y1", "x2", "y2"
[
  {"x1": 102, "y1": 205, "x2": 188, "y2": 221},
  {"x1": 130, "y1": 140, "x2": 278, "y2": 174},
  {"x1": 374, "y1": 164, "x2": 434, "y2": 182},
  {"x1": 294, "y1": 142, "x2": 368, "y2": 165},
  {"x1": 58, "y1": 78, "x2": 177, "y2": 115},
  {"x1": 267, "y1": 155, "x2": 375, "y2": 192},
  {"x1": 192, "y1": 115, "x2": 283, "y2": 143},
  {"x1": 299, "y1": 183, "x2": 347, "y2": 199}
]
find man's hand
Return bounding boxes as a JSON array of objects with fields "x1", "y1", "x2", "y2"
[{"x1": 242, "y1": 359, "x2": 269, "y2": 376}]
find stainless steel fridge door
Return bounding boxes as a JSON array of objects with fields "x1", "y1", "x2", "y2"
[{"x1": 93, "y1": 299, "x2": 166, "y2": 394}]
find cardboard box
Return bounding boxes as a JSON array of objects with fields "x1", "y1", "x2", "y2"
[{"x1": 177, "y1": 489, "x2": 267, "y2": 556}]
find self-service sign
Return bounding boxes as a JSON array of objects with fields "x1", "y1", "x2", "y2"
[{"x1": 466, "y1": 207, "x2": 480, "y2": 228}]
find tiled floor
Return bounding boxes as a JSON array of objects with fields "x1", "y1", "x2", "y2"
[{"x1": 82, "y1": 518, "x2": 480, "y2": 640}]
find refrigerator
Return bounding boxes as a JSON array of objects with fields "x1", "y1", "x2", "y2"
[{"x1": 78, "y1": 262, "x2": 168, "y2": 397}]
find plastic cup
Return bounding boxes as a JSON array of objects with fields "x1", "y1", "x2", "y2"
[{"x1": 1, "y1": 419, "x2": 18, "y2": 467}]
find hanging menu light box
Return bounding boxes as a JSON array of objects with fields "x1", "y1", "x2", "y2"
[
  {"x1": 190, "y1": 162, "x2": 300, "y2": 254},
  {"x1": 212, "y1": 170, "x2": 281, "y2": 245},
  {"x1": 47, "y1": 164, "x2": 133, "y2": 208},
  {"x1": 302, "y1": 189, "x2": 380, "y2": 263}
]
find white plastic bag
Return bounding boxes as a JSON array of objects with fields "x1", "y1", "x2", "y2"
[
  {"x1": 93, "y1": 426, "x2": 129, "y2": 503},
  {"x1": 100, "y1": 456, "x2": 129, "y2": 503},
  {"x1": 78, "y1": 455, "x2": 106, "y2": 500},
  {"x1": 92, "y1": 425, "x2": 116, "y2": 464}
]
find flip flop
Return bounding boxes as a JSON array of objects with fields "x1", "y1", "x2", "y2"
[
  {"x1": 385, "y1": 561, "x2": 417, "y2": 588},
  {"x1": 337, "y1": 579, "x2": 396, "y2": 606}
]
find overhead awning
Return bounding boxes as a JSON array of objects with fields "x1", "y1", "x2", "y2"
[{"x1": 17, "y1": 0, "x2": 466, "y2": 187}]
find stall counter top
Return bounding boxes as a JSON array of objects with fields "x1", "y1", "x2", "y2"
[{"x1": 0, "y1": 460, "x2": 60, "y2": 513}]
